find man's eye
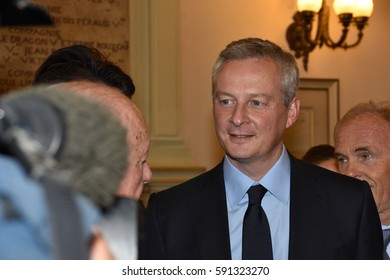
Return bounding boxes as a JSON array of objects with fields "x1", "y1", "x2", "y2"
[
  {"x1": 360, "y1": 153, "x2": 371, "y2": 161},
  {"x1": 252, "y1": 100, "x2": 265, "y2": 107},
  {"x1": 336, "y1": 156, "x2": 347, "y2": 164},
  {"x1": 220, "y1": 99, "x2": 232, "y2": 105}
]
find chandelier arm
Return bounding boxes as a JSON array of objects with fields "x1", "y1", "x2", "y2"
[
  {"x1": 339, "y1": 17, "x2": 369, "y2": 49},
  {"x1": 324, "y1": 22, "x2": 366, "y2": 49},
  {"x1": 301, "y1": 11, "x2": 319, "y2": 49},
  {"x1": 314, "y1": 10, "x2": 325, "y2": 45},
  {"x1": 322, "y1": 27, "x2": 349, "y2": 48},
  {"x1": 340, "y1": 31, "x2": 364, "y2": 49}
]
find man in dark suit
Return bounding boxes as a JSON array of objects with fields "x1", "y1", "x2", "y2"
[
  {"x1": 334, "y1": 101, "x2": 390, "y2": 259},
  {"x1": 143, "y1": 38, "x2": 383, "y2": 260}
]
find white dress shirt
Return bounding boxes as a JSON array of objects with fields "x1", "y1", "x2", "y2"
[{"x1": 224, "y1": 146, "x2": 291, "y2": 260}]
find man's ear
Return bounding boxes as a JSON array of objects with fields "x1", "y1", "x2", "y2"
[{"x1": 286, "y1": 97, "x2": 300, "y2": 129}]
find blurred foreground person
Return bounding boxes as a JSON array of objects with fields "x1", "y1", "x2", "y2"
[
  {"x1": 301, "y1": 144, "x2": 338, "y2": 173},
  {"x1": 0, "y1": 86, "x2": 139, "y2": 259}
]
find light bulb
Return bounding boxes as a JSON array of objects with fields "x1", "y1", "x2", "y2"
[
  {"x1": 333, "y1": 0, "x2": 355, "y2": 15},
  {"x1": 297, "y1": 0, "x2": 322, "y2": 13},
  {"x1": 354, "y1": 0, "x2": 374, "y2": 17}
]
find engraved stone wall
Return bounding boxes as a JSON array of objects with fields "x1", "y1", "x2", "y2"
[{"x1": 0, "y1": 0, "x2": 129, "y2": 95}]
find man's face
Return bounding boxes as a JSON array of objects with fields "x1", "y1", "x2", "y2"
[
  {"x1": 334, "y1": 113, "x2": 390, "y2": 216},
  {"x1": 118, "y1": 101, "x2": 152, "y2": 199},
  {"x1": 212, "y1": 57, "x2": 299, "y2": 179},
  {"x1": 55, "y1": 81, "x2": 152, "y2": 199}
]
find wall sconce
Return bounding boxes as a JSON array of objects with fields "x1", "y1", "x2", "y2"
[{"x1": 286, "y1": 0, "x2": 374, "y2": 71}]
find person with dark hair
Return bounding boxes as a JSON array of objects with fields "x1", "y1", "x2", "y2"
[
  {"x1": 32, "y1": 44, "x2": 135, "y2": 98},
  {"x1": 33, "y1": 45, "x2": 152, "y2": 200},
  {"x1": 143, "y1": 37, "x2": 382, "y2": 260},
  {"x1": 301, "y1": 144, "x2": 338, "y2": 172},
  {"x1": 334, "y1": 101, "x2": 390, "y2": 259}
]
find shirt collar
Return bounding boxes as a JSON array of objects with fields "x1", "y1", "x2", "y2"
[{"x1": 224, "y1": 146, "x2": 291, "y2": 208}]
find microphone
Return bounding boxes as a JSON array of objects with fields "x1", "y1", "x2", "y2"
[
  {"x1": 0, "y1": 86, "x2": 129, "y2": 207},
  {"x1": 0, "y1": 86, "x2": 135, "y2": 259}
]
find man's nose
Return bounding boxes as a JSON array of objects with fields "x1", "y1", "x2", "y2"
[{"x1": 231, "y1": 104, "x2": 249, "y2": 126}]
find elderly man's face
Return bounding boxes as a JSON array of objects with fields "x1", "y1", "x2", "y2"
[
  {"x1": 54, "y1": 81, "x2": 152, "y2": 200},
  {"x1": 334, "y1": 113, "x2": 390, "y2": 222}
]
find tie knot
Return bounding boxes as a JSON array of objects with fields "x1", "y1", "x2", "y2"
[{"x1": 247, "y1": 185, "x2": 267, "y2": 205}]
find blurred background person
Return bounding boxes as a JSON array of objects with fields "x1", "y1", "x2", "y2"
[
  {"x1": 32, "y1": 44, "x2": 152, "y2": 200},
  {"x1": 334, "y1": 101, "x2": 390, "y2": 259},
  {"x1": 0, "y1": 86, "x2": 138, "y2": 259},
  {"x1": 301, "y1": 144, "x2": 338, "y2": 173}
]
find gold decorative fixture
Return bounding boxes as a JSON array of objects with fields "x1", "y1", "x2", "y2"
[{"x1": 286, "y1": 0, "x2": 374, "y2": 71}]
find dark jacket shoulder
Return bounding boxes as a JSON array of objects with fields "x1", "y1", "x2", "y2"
[{"x1": 149, "y1": 161, "x2": 224, "y2": 202}]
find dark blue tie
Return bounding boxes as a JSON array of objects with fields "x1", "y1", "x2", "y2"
[{"x1": 242, "y1": 184, "x2": 273, "y2": 260}]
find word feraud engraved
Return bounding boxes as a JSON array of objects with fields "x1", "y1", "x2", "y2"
[{"x1": 52, "y1": 16, "x2": 111, "y2": 27}]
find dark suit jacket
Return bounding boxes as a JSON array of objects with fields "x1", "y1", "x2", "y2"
[{"x1": 143, "y1": 155, "x2": 383, "y2": 260}]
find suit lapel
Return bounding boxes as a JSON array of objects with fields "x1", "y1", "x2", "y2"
[
  {"x1": 288, "y1": 155, "x2": 329, "y2": 259},
  {"x1": 190, "y1": 162, "x2": 232, "y2": 259}
]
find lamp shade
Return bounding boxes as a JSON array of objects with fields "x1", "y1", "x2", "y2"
[
  {"x1": 354, "y1": 0, "x2": 374, "y2": 17},
  {"x1": 297, "y1": 0, "x2": 322, "y2": 12},
  {"x1": 333, "y1": 0, "x2": 355, "y2": 15}
]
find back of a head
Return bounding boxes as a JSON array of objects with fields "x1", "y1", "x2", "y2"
[
  {"x1": 211, "y1": 37, "x2": 299, "y2": 106},
  {"x1": 32, "y1": 44, "x2": 135, "y2": 98},
  {"x1": 302, "y1": 144, "x2": 335, "y2": 165}
]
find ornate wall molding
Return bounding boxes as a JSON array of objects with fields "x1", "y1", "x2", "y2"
[{"x1": 130, "y1": 0, "x2": 205, "y2": 203}]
